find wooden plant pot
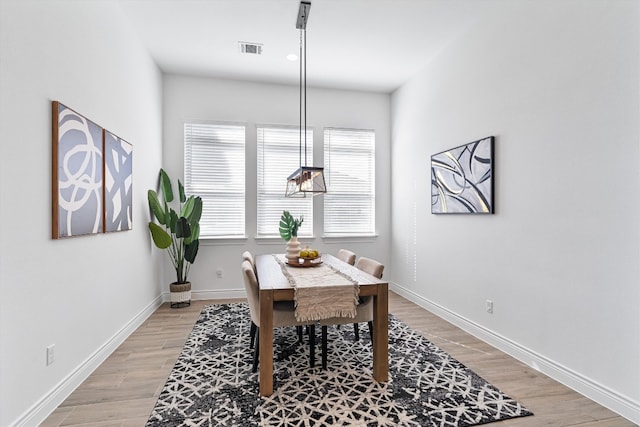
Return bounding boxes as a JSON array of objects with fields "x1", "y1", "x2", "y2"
[{"x1": 170, "y1": 282, "x2": 191, "y2": 308}]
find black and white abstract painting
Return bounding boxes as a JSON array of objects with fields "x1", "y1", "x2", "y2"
[
  {"x1": 52, "y1": 102, "x2": 103, "y2": 238},
  {"x1": 431, "y1": 136, "x2": 494, "y2": 214},
  {"x1": 104, "y1": 131, "x2": 133, "y2": 232}
]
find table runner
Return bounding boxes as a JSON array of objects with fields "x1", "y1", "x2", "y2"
[{"x1": 273, "y1": 255, "x2": 359, "y2": 322}]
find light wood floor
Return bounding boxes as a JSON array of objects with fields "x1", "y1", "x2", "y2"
[{"x1": 42, "y1": 292, "x2": 636, "y2": 426}]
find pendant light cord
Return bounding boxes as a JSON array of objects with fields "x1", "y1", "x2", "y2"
[
  {"x1": 299, "y1": 29, "x2": 303, "y2": 169},
  {"x1": 298, "y1": 29, "x2": 308, "y2": 168},
  {"x1": 303, "y1": 28, "x2": 307, "y2": 167}
]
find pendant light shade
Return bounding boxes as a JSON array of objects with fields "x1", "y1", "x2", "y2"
[
  {"x1": 285, "y1": 166, "x2": 327, "y2": 197},
  {"x1": 285, "y1": 0, "x2": 327, "y2": 198}
]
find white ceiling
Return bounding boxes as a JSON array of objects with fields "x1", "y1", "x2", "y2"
[{"x1": 117, "y1": 0, "x2": 489, "y2": 93}]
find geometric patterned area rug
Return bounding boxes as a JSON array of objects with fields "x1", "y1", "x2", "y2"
[{"x1": 146, "y1": 303, "x2": 533, "y2": 426}]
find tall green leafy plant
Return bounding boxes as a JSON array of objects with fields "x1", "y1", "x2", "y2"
[
  {"x1": 148, "y1": 169, "x2": 203, "y2": 284},
  {"x1": 279, "y1": 210, "x2": 303, "y2": 241}
]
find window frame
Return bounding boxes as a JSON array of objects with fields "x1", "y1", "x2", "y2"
[
  {"x1": 256, "y1": 123, "x2": 314, "y2": 239},
  {"x1": 183, "y1": 120, "x2": 247, "y2": 239},
  {"x1": 323, "y1": 127, "x2": 376, "y2": 238}
]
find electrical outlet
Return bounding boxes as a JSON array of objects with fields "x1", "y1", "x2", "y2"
[
  {"x1": 486, "y1": 300, "x2": 494, "y2": 314},
  {"x1": 216, "y1": 269, "x2": 223, "y2": 278},
  {"x1": 46, "y1": 344, "x2": 55, "y2": 366}
]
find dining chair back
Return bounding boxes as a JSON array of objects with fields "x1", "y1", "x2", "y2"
[
  {"x1": 355, "y1": 256, "x2": 384, "y2": 279},
  {"x1": 337, "y1": 249, "x2": 356, "y2": 266},
  {"x1": 242, "y1": 250, "x2": 256, "y2": 272},
  {"x1": 242, "y1": 260, "x2": 260, "y2": 327}
]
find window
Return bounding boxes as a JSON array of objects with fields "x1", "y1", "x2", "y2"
[
  {"x1": 184, "y1": 122, "x2": 245, "y2": 238},
  {"x1": 324, "y1": 128, "x2": 375, "y2": 237},
  {"x1": 257, "y1": 125, "x2": 313, "y2": 238}
]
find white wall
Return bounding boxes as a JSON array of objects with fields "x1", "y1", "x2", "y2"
[
  {"x1": 390, "y1": 0, "x2": 640, "y2": 422},
  {"x1": 0, "y1": 1, "x2": 163, "y2": 425},
  {"x1": 163, "y1": 75, "x2": 391, "y2": 297}
]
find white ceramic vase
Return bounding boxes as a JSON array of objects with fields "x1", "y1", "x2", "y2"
[{"x1": 285, "y1": 236, "x2": 301, "y2": 264}]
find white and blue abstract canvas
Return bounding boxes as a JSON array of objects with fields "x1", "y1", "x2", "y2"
[
  {"x1": 104, "y1": 131, "x2": 133, "y2": 232},
  {"x1": 53, "y1": 102, "x2": 103, "y2": 238},
  {"x1": 52, "y1": 101, "x2": 134, "y2": 238}
]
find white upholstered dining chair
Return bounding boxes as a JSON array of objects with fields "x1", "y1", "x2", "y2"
[
  {"x1": 356, "y1": 256, "x2": 384, "y2": 280},
  {"x1": 337, "y1": 249, "x2": 356, "y2": 266},
  {"x1": 242, "y1": 260, "x2": 317, "y2": 372},
  {"x1": 336, "y1": 249, "x2": 363, "y2": 339},
  {"x1": 242, "y1": 251, "x2": 260, "y2": 348},
  {"x1": 242, "y1": 250, "x2": 256, "y2": 271},
  {"x1": 243, "y1": 251, "x2": 305, "y2": 349},
  {"x1": 319, "y1": 256, "x2": 384, "y2": 369}
]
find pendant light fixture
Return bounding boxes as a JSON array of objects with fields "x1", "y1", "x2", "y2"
[{"x1": 285, "y1": 0, "x2": 327, "y2": 198}]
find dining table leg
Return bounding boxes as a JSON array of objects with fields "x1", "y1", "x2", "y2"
[
  {"x1": 259, "y1": 289, "x2": 274, "y2": 396},
  {"x1": 372, "y1": 283, "x2": 389, "y2": 382}
]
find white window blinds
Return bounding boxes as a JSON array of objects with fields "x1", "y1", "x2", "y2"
[
  {"x1": 324, "y1": 128, "x2": 375, "y2": 237},
  {"x1": 184, "y1": 122, "x2": 245, "y2": 238},
  {"x1": 257, "y1": 125, "x2": 313, "y2": 238}
]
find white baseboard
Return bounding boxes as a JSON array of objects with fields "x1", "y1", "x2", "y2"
[
  {"x1": 390, "y1": 282, "x2": 640, "y2": 425},
  {"x1": 162, "y1": 288, "x2": 246, "y2": 302},
  {"x1": 12, "y1": 295, "x2": 164, "y2": 427}
]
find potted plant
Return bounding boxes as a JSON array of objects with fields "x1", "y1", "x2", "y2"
[
  {"x1": 148, "y1": 168, "x2": 202, "y2": 308},
  {"x1": 279, "y1": 210, "x2": 303, "y2": 264}
]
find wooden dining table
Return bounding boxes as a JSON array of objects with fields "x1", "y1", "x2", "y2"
[{"x1": 254, "y1": 253, "x2": 389, "y2": 396}]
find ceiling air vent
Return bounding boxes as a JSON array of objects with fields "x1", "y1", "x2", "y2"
[{"x1": 239, "y1": 42, "x2": 263, "y2": 55}]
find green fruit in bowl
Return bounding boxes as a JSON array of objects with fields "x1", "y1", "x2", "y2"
[{"x1": 300, "y1": 250, "x2": 309, "y2": 258}]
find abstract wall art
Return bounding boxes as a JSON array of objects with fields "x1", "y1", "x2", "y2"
[
  {"x1": 431, "y1": 136, "x2": 494, "y2": 214},
  {"x1": 52, "y1": 101, "x2": 134, "y2": 238},
  {"x1": 103, "y1": 130, "x2": 133, "y2": 232},
  {"x1": 52, "y1": 101, "x2": 104, "y2": 238}
]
